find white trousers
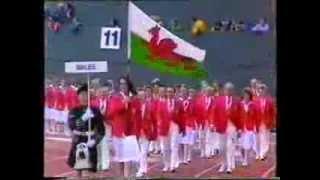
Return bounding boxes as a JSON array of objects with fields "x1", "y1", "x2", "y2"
[
  {"x1": 200, "y1": 126, "x2": 219, "y2": 158},
  {"x1": 170, "y1": 123, "x2": 180, "y2": 170},
  {"x1": 159, "y1": 123, "x2": 180, "y2": 170},
  {"x1": 97, "y1": 135, "x2": 111, "y2": 171},
  {"x1": 204, "y1": 128, "x2": 220, "y2": 157},
  {"x1": 240, "y1": 131, "x2": 257, "y2": 150},
  {"x1": 160, "y1": 136, "x2": 170, "y2": 170},
  {"x1": 149, "y1": 139, "x2": 161, "y2": 153},
  {"x1": 199, "y1": 128, "x2": 206, "y2": 157},
  {"x1": 256, "y1": 124, "x2": 270, "y2": 158},
  {"x1": 219, "y1": 124, "x2": 237, "y2": 171},
  {"x1": 138, "y1": 137, "x2": 150, "y2": 173}
]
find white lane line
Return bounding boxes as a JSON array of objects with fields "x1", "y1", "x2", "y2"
[
  {"x1": 45, "y1": 155, "x2": 68, "y2": 163},
  {"x1": 262, "y1": 164, "x2": 276, "y2": 178},
  {"x1": 46, "y1": 137, "x2": 71, "y2": 142},
  {"x1": 55, "y1": 170, "x2": 75, "y2": 177},
  {"x1": 194, "y1": 159, "x2": 223, "y2": 178}
]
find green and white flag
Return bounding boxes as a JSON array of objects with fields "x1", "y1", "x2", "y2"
[{"x1": 128, "y1": 2, "x2": 207, "y2": 79}]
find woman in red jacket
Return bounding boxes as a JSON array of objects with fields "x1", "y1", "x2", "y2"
[
  {"x1": 156, "y1": 86, "x2": 172, "y2": 172},
  {"x1": 148, "y1": 86, "x2": 161, "y2": 154},
  {"x1": 207, "y1": 86, "x2": 220, "y2": 158},
  {"x1": 238, "y1": 87, "x2": 258, "y2": 166},
  {"x1": 55, "y1": 85, "x2": 66, "y2": 134},
  {"x1": 131, "y1": 88, "x2": 155, "y2": 177},
  {"x1": 194, "y1": 86, "x2": 212, "y2": 158},
  {"x1": 254, "y1": 84, "x2": 276, "y2": 161},
  {"x1": 108, "y1": 78, "x2": 139, "y2": 177},
  {"x1": 179, "y1": 88, "x2": 197, "y2": 164},
  {"x1": 45, "y1": 84, "x2": 57, "y2": 133},
  {"x1": 214, "y1": 82, "x2": 241, "y2": 173}
]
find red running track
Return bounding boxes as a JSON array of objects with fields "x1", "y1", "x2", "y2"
[{"x1": 44, "y1": 133, "x2": 277, "y2": 179}]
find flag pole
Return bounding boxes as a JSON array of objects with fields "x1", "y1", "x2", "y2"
[
  {"x1": 127, "y1": 1, "x2": 131, "y2": 75},
  {"x1": 87, "y1": 73, "x2": 91, "y2": 141}
]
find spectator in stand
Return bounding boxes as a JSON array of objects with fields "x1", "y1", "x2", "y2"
[
  {"x1": 66, "y1": 1, "x2": 75, "y2": 20},
  {"x1": 71, "y1": 18, "x2": 83, "y2": 35},
  {"x1": 251, "y1": 18, "x2": 270, "y2": 34},
  {"x1": 109, "y1": 18, "x2": 120, "y2": 27},
  {"x1": 211, "y1": 21, "x2": 222, "y2": 32},
  {"x1": 191, "y1": 17, "x2": 209, "y2": 36},
  {"x1": 170, "y1": 18, "x2": 183, "y2": 32},
  {"x1": 237, "y1": 21, "x2": 247, "y2": 32}
]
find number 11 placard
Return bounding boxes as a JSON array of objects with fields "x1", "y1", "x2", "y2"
[{"x1": 100, "y1": 27, "x2": 121, "y2": 49}]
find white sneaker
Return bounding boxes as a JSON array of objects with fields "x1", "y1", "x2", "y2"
[
  {"x1": 218, "y1": 165, "x2": 225, "y2": 172},
  {"x1": 200, "y1": 152, "x2": 205, "y2": 158},
  {"x1": 231, "y1": 162, "x2": 235, "y2": 170},
  {"x1": 169, "y1": 167, "x2": 176, "y2": 172},
  {"x1": 162, "y1": 167, "x2": 169, "y2": 172},
  {"x1": 226, "y1": 168, "x2": 232, "y2": 174},
  {"x1": 175, "y1": 162, "x2": 180, "y2": 168},
  {"x1": 136, "y1": 171, "x2": 144, "y2": 177},
  {"x1": 242, "y1": 161, "x2": 248, "y2": 166}
]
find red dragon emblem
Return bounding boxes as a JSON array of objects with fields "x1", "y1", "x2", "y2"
[
  {"x1": 148, "y1": 26, "x2": 184, "y2": 65},
  {"x1": 147, "y1": 25, "x2": 197, "y2": 70}
]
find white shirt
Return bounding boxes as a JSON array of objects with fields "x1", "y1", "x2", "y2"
[
  {"x1": 251, "y1": 23, "x2": 270, "y2": 32},
  {"x1": 183, "y1": 99, "x2": 189, "y2": 111},
  {"x1": 205, "y1": 96, "x2": 211, "y2": 110},
  {"x1": 167, "y1": 99, "x2": 175, "y2": 113},
  {"x1": 242, "y1": 100, "x2": 251, "y2": 112},
  {"x1": 260, "y1": 98, "x2": 266, "y2": 112},
  {"x1": 225, "y1": 96, "x2": 232, "y2": 110},
  {"x1": 141, "y1": 102, "x2": 146, "y2": 119}
]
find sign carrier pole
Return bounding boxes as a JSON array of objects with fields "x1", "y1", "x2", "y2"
[
  {"x1": 65, "y1": 61, "x2": 108, "y2": 142},
  {"x1": 87, "y1": 73, "x2": 91, "y2": 142}
]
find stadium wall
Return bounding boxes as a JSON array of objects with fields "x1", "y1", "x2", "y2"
[{"x1": 45, "y1": 0, "x2": 276, "y2": 95}]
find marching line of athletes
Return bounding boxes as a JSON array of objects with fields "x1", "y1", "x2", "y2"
[
  {"x1": 45, "y1": 82, "x2": 79, "y2": 135},
  {"x1": 45, "y1": 78, "x2": 276, "y2": 177}
]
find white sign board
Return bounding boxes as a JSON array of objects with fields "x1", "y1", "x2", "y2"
[
  {"x1": 100, "y1": 27, "x2": 121, "y2": 49},
  {"x1": 65, "y1": 61, "x2": 108, "y2": 73}
]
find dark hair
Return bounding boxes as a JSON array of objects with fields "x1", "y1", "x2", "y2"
[
  {"x1": 103, "y1": 81, "x2": 112, "y2": 88},
  {"x1": 242, "y1": 87, "x2": 253, "y2": 101},
  {"x1": 77, "y1": 84, "x2": 88, "y2": 95},
  {"x1": 167, "y1": 86, "x2": 176, "y2": 93},
  {"x1": 118, "y1": 75, "x2": 137, "y2": 95}
]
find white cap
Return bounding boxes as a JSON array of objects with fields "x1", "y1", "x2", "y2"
[
  {"x1": 151, "y1": 78, "x2": 160, "y2": 84},
  {"x1": 259, "y1": 83, "x2": 267, "y2": 89},
  {"x1": 250, "y1": 78, "x2": 257, "y2": 84},
  {"x1": 224, "y1": 82, "x2": 234, "y2": 90}
]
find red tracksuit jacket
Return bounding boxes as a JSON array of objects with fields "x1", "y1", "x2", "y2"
[
  {"x1": 214, "y1": 95, "x2": 241, "y2": 134},
  {"x1": 108, "y1": 92, "x2": 130, "y2": 138},
  {"x1": 238, "y1": 100, "x2": 258, "y2": 131},
  {"x1": 253, "y1": 96, "x2": 276, "y2": 130}
]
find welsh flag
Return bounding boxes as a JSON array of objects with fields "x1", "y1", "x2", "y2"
[{"x1": 128, "y1": 2, "x2": 208, "y2": 79}]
